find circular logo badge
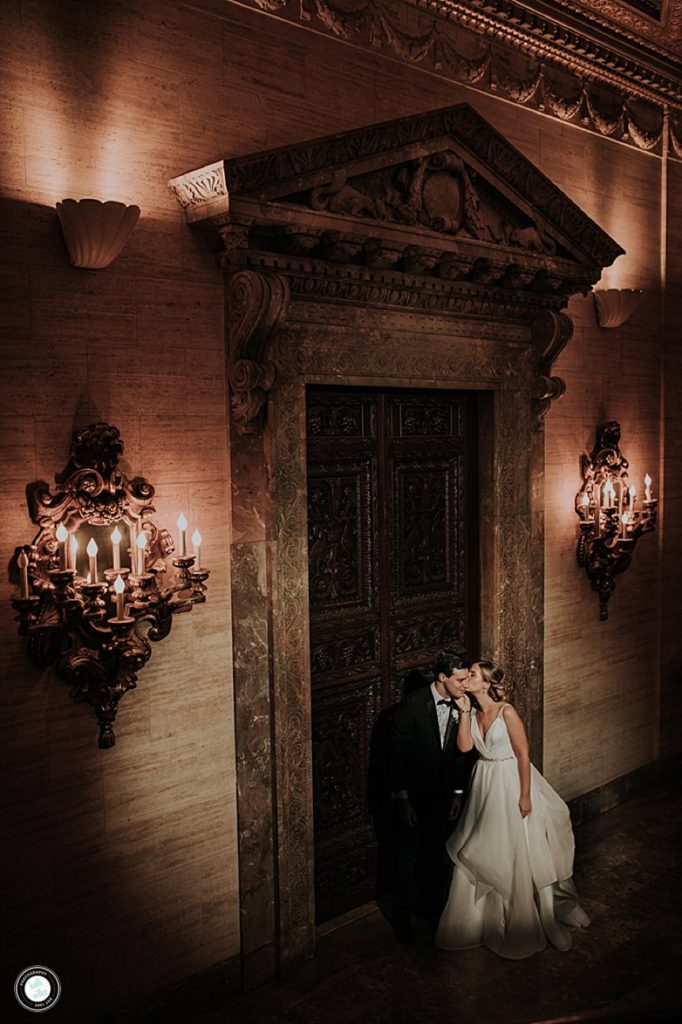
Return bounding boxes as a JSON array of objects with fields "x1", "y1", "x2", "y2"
[{"x1": 14, "y1": 966, "x2": 61, "y2": 1013}]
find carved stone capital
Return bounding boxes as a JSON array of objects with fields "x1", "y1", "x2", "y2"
[
  {"x1": 168, "y1": 160, "x2": 229, "y2": 223},
  {"x1": 530, "y1": 309, "x2": 574, "y2": 427},
  {"x1": 227, "y1": 269, "x2": 289, "y2": 434}
]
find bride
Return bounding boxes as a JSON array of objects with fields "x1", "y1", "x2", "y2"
[{"x1": 435, "y1": 660, "x2": 590, "y2": 959}]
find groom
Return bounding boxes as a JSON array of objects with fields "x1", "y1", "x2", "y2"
[{"x1": 389, "y1": 651, "x2": 475, "y2": 941}]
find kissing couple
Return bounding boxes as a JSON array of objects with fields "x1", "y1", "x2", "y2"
[{"x1": 390, "y1": 652, "x2": 590, "y2": 958}]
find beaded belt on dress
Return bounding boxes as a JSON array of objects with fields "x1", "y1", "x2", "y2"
[{"x1": 479, "y1": 755, "x2": 515, "y2": 762}]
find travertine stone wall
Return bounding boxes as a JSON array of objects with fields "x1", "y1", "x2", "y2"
[
  {"x1": 539, "y1": 141, "x2": 666, "y2": 798},
  {"x1": 1, "y1": 3, "x2": 245, "y2": 1020},
  {"x1": 543, "y1": 291, "x2": 662, "y2": 798},
  {"x1": 1, "y1": 0, "x2": 677, "y2": 1018}
]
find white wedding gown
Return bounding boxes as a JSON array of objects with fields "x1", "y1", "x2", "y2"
[{"x1": 435, "y1": 704, "x2": 590, "y2": 959}]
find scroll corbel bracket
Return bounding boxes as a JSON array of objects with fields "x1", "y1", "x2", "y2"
[
  {"x1": 227, "y1": 269, "x2": 289, "y2": 435},
  {"x1": 530, "y1": 309, "x2": 573, "y2": 430},
  {"x1": 230, "y1": 358, "x2": 277, "y2": 435}
]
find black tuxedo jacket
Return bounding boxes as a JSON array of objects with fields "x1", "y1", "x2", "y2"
[{"x1": 389, "y1": 686, "x2": 477, "y2": 817}]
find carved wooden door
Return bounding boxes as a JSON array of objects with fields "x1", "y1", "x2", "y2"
[{"x1": 306, "y1": 386, "x2": 479, "y2": 924}]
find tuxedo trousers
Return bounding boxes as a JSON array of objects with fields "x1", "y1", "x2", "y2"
[{"x1": 392, "y1": 800, "x2": 455, "y2": 928}]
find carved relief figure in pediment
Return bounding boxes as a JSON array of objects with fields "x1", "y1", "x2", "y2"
[{"x1": 298, "y1": 151, "x2": 557, "y2": 256}]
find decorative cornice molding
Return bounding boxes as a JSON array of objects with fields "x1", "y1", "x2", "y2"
[
  {"x1": 173, "y1": 103, "x2": 623, "y2": 430},
  {"x1": 418, "y1": 1, "x2": 680, "y2": 90},
  {"x1": 527, "y1": 1, "x2": 678, "y2": 58},
  {"x1": 172, "y1": 104, "x2": 623, "y2": 367},
  {"x1": 224, "y1": 251, "x2": 580, "y2": 321},
  {"x1": 224, "y1": 0, "x2": 681, "y2": 156}
]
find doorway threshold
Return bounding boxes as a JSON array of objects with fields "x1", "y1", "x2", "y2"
[{"x1": 316, "y1": 899, "x2": 383, "y2": 939}]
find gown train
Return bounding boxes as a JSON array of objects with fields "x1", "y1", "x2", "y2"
[{"x1": 435, "y1": 705, "x2": 590, "y2": 960}]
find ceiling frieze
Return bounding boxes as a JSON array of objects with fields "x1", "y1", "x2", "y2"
[{"x1": 224, "y1": 0, "x2": 682, "y2": 157}]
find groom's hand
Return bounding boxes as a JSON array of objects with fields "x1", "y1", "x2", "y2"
[
  {"x1": 448, "y1": 795, "x2": 462, "y2": 821},
  {"x1": 398, "y1": 799, "x2": 418, "y2": 827}
]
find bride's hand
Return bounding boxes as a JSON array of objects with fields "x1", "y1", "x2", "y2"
[
  {"x1": 519, "y1": 795, "x2": 532, "y2": 818},
  {"x1": 455, "y1": 694, "x2": 471, "y2": 713}
]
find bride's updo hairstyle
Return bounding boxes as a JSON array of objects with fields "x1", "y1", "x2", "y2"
[{"x1": 477, "y1": 660, "x2": 506, "y2": 702}]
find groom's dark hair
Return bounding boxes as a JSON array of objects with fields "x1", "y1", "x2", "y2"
[{"x1": 433, "y1": 651, "x2": 469, "y2": 679}]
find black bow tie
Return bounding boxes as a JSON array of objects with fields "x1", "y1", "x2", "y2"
[{"x1": 437, "y1": 699, "x2": 456, "y2": 708}]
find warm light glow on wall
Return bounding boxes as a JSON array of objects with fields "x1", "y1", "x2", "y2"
[
  {"x1": 568, "y1": 141, "x2": 653, "y2": 295},
  {"x1": 11, "y1": 29, "x2": 140, "y2": 205},
  {"x1": 593, "y1": 202, "x2": 651, "y2": 292}
]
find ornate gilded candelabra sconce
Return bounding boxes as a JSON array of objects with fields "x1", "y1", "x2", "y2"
[
  {"x1": 575, "y1": 421, "x2": 657, "y2": 621},
  {"x1": 10, "y1": 423, "x2": 209, "y2": 748}
]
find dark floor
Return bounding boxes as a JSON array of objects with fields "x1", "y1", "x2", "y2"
[{"x1": 143, "y1": 778, "x2": 681, "y2": 1024}]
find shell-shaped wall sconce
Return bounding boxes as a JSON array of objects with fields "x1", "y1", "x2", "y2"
[
  {"x1": 56, "y1": 199, "x2": 140, "y2": 269},
  {"x1": 593, "y1": 288, "x2": 642, "y2": 329}
]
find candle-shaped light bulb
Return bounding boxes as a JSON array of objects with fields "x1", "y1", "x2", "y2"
[
  {"x1": 628, "y1": 484, "x2": 636, "y2": 510},
  {"x1": 70, "y1": 534, "x2": 78, "y2": 571},
  {"x1": 618, "y1": 512, "x2": 630, "y2": 544},
  {"x1": 644, "y1": 473, "x2": 652, "y2": 502},
  {"x1": 18, "y1": 549, "x2": 29, "y2": 599},
  {"x1": 136, "y1": 531, "x2": 147, "y2": 575},
  {"x1": 113, "y1": 573, "x2": 125, "y2": 619},
  {"x1": 177, "y1": 513, "x2": 187, "y2": 557},
  {"x1": 603, "y1": 480, "x2": 615, "y2": 508},
  {"x1": 111, "y1": 525, "x2": 122, "y2": 571},
  {"x1": 87, "y1": 538, "x2": 98, "y2": 582},
  {"x1": 192, "y1": 529, "x2": 202, "y2": 570},
  {"x1": 56, "y1": 523, "x2": 68, "y2": 569},
  {"x1": 579, "y1": 492, "x2": 591, "y2": 522}
]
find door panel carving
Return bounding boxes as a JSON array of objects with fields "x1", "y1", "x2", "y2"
[
  {"x1": 307, "y1": 386, "x2": 477, "y2": 923},
  {"x1": 395, "y1": 464, "x2": 451, "y2": 592}
]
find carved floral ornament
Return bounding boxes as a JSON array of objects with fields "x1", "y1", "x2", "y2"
[
  {"x1": 170, "y1": 103, "x2": 621, "y2": 433},
  {"x1": 231, "y1": 0, "x2": 681, "y2": 155}
]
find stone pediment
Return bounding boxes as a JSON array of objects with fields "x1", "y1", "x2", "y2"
[{"x1": 170, "y1": 103, "x2": 623, "y2": 310}]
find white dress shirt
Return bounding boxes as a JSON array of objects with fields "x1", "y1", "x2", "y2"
[
  {"x1": 432, "y1": 681, "x2": 459, "y2": 747},
  {"x1": 431, "y1": 683, "x2": 464, "y2": 795}
]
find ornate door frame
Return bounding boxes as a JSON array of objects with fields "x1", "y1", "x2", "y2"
[{"x1": 170, "y1": 102, "x2": 622, "y2": 984}]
